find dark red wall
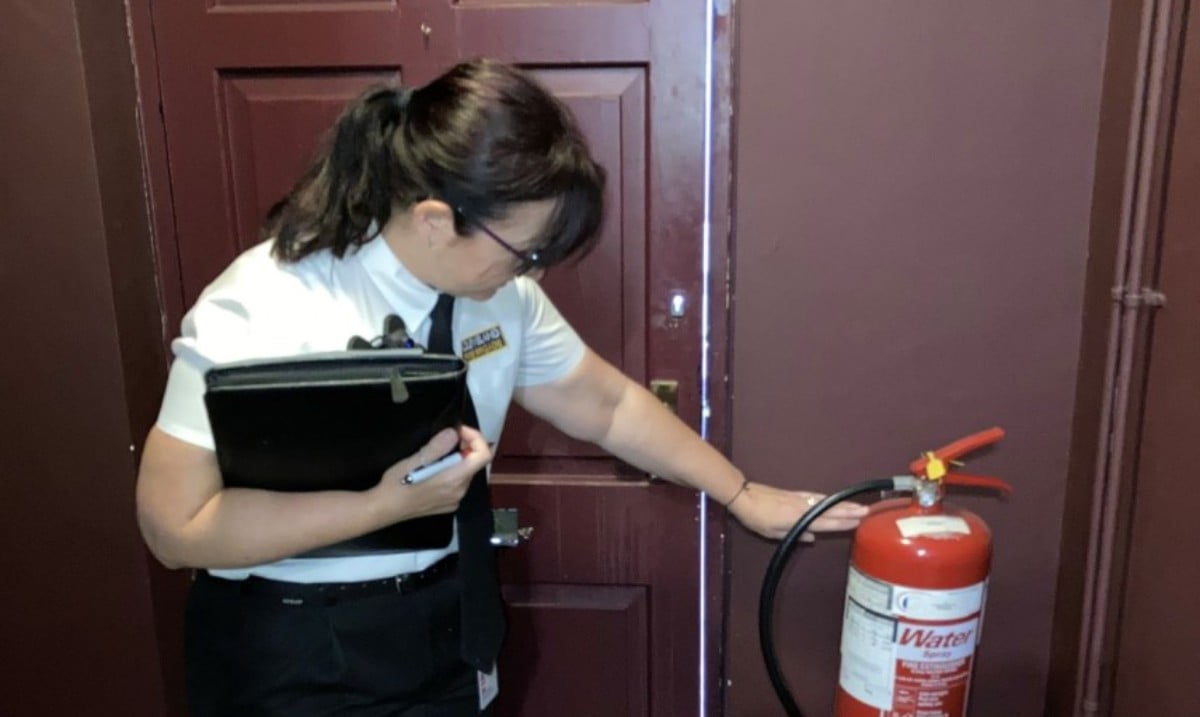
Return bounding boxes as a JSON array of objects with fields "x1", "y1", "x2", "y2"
[
  {"x1": 727, "y1": 2, "x2": 1112, "y2": 715},
  {"x1": 0, "y1": 1, "x2": 167, "y2": 714}
]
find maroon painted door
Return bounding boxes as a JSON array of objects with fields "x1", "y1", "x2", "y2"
[
  {"x1": 146, "y1": 2, "x2": 711, "y2": 715},
  {"x1": 1109, "y1": 7, "x2": 1200, "y2": 715}
]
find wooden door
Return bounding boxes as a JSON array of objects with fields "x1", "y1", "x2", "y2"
[
  {"x1": 1109, "y1": 6, "x2": 1200, "y2": 715},
  {"x1": 144, "y1": 2, "x2": 712, "y2": 715}
]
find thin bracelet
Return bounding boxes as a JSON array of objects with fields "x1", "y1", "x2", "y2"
[{"x1": 723, "y1": 478, "x2": 750, "y2": 508}]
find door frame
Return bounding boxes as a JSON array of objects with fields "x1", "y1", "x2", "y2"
[
  {"x1": 123, "y1": 1, "x2": 738, "y2": 714},
  {"x1": 1047, "y1": 0, "x2": 1191, "y2": 714},
  {"x1": 125, "y1": 2, "x2": 190, "y2": 714}
]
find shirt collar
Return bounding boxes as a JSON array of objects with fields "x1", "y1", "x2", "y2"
[{"x1": 355, "y1": 235, "x2": 440, "y2": 339}]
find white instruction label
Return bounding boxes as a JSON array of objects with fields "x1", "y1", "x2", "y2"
[
  {"x1": 893, "y1": 581, "x2": 985, "y2": 621},
  {"x1": 838, "y1": 567, "x2": 987, "y2": 714},
  {"x1": 839, "y1": 597, "x2": 897, "y2": 709},
  {"x1": 896, "y1": 515, "x2": 970, "y2": 538},
  {"x1": 846, "y1": 565, "x2": 892, "y2": 613}
]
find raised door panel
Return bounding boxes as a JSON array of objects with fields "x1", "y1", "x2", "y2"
[
  {"x1": 152, "y1": 0, "x2": 449, "y2": 304},
  {"x1": 497, "y1": 584, "x2": 649, "y2": 717},
  {"x1": 497, "y1": 67, "x2": 647, "y2": 465},
  {"x1": 222, "y1": 72, "x2": 398, "y2": 253}
]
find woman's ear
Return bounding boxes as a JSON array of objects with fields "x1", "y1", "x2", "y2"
[{"x1": 411, "y1": 199, "x2": 458, "y2": 249}]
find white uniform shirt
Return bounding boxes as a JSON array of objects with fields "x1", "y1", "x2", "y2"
[{"x1": 155, "y1": 237, "x2": 585, "y2": 583}]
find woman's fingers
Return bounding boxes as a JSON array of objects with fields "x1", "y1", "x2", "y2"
[
  {"x1": 800, "y1": 494, "x2": 869, "y2": 533},
  {"x1": 810, "y1": 514, "x2": 867, "y2": 532},
  {"x1": 384, "y1": 427, "x2": 492, "y2": 486},
  {"x1": 799, "y1": 494, "x2": 869, "y2": 517},
  {"x1": 728, "y1": 482, "x2": 876, "y2": 540},
  {"x1": 386, "y1": 428, "x2": 460, "y2": 478},
  {"x1": 416, "y1": 426, "x2": 493, "y2": 482},
  {"x1": 454, "y1": 426, "x2": 493, "y2": 475}
]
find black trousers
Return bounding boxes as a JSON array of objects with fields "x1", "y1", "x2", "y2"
[{"x1": 185, "y1": 567, "x2": 491, "y2": 717}]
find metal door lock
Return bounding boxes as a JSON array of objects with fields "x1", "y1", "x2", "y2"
[
  {"x1": 646, "y1": 380, "x2": 680, "y2": 483},
  {"x1": 491, "y1": 508, "x2": 533, "y2": 547},
  {"x1": 665, "y1": 292, "x2": 687, "y2": 328},
  {"x1": 669, "y1": 292, "x2": 687, "y2": 318}
]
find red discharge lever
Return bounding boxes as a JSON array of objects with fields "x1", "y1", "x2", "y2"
[{"x1": 908, "y1": 427, "x2": 1012, "y2": 494}]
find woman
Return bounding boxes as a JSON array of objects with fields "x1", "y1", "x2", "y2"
[{"x1": 136, "y1": 58, "x2": 866, "y2": 716}]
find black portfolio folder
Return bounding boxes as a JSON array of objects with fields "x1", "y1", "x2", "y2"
[{"x1": 204, "y1": 350, "x2": 466, "y2": 556}]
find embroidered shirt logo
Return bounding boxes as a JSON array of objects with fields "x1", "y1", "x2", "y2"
[{"x1": 461, "y1": 325, "x2": 507, "y2": 362}]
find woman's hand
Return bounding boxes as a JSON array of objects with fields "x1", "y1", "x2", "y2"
[
  {"x1": 727, "y1": 481, "x2": 869, "y2": 541},
  {"x1": 373, "y1": 426, "x2": 493, "y2": 521}
]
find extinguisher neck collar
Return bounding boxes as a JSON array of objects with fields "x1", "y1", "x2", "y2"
[{"x1": 915, "y1": 478, "x2": 943, "y2": 508}]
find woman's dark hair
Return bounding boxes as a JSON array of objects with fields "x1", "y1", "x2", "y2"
[{"x1": 265, "y1": 59, "x2": 606, "y2": 265}]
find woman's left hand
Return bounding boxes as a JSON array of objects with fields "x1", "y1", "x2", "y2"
[{"x1": 727, "y1": 481, "x2": 870, "y2": 541}]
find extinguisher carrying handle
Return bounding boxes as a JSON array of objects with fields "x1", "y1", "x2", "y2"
[
  {"x1": 758, "y1": 476, "x2": 912, "y2": 717},
  {"x1": 909, "y1": 426, "x2": 1005, "y2": 477},
  {"x1": 942, "y1": 473, "x2": 1013, "y2": 494}
]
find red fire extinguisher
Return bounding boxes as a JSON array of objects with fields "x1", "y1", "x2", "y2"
[{"x1": 759, "y1": 428, "x2": 1010, "y2": 717}]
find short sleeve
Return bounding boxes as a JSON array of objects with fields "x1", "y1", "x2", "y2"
[
  {"x1": 156, "y1": 354, "x2": 216, "y2": 450},
  {"x1": 514, "y1": 278, "x2": 586, "y2": 387},
  {"x1": 154, "y1": 246, "x2": 308, "y2": 449},
  {"x1": 154, "y1": 294, "x2": 256, "y2": 451}
]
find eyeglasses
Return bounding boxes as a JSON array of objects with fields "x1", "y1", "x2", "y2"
[{"x1": 456, "y1": 207, "x2": 545, "y2": 275}]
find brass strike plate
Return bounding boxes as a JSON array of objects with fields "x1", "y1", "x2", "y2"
[
  {"x1": 650, "y1": 379, "x2": 679, "y2": 414},
  {"x1": 646, "y1": 379, "x2": 680, "y2": 484}
]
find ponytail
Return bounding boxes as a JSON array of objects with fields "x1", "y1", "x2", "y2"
[
  {"x1": 267, "y1": 86, "x2": 411, "y2": 262},
  {"x1": 264, "y1": 60, "x2": 606, "y2": 268}
]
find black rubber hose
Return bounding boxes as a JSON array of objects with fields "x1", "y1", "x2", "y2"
[{"x1": 758, "y1": 478, "x2": 898, "y2": 717}]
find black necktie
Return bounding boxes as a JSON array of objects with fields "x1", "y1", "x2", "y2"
[{"x1": 428, "y1": 293, "x2": 505, "y2": 670}]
